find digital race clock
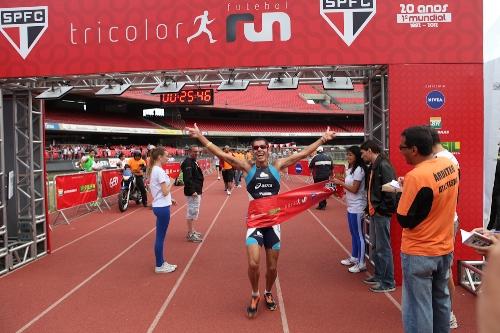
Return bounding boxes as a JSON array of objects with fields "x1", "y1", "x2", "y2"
[{"x1": 161, "y1": 89, "x2": 214, "y2": 106}]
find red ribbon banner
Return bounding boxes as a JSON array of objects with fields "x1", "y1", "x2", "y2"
[
  {"x1": 55, "y1": 172, "x2": 98, "y2": 210},
  {"x1": 246, "y1": 181, "x2": 344, "y2": 228}
]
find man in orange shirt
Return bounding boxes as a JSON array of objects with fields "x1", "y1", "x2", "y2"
[
  {"x1": 397, "y1": 126, "x2": 459, "y2": 333},
  {"x1": 222, "y1": 146, "x2": 235, "y2": 195}
]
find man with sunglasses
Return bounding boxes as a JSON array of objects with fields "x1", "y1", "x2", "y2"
[{"x1": 185, "y1": 123, "x2": 336, "y2": 319}]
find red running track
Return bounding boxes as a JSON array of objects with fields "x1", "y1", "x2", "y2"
[{"x1": 0, "y1": 174, "x2": 477, "y2": 332}]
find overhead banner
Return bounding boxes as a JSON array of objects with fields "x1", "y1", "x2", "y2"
[
  {"x1": 101, "y1": 169, "x2": 122, "y2": 198},
  {"x1": 162, "y1": 162, "x2": 181, "y2": 179},
  {"x1": 0, "y1": 0, "x2": 482, "y2": 78},
  {"x1": 389, "y1": 63, "x2": 484, "y2": 282},
  {"x1": 288, "y1": 160, "x2": 311, "y2": 176},
  {"x1": 55, "y1": 172, "x2": 98, "y2": 210},
  {"x1": 247, "y1": 180, "x2": 343, "y2": 228}
]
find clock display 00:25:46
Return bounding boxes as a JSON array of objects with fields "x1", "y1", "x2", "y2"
[{"x1": 161, "y1": 89, "x2": 214, "y2": 105}]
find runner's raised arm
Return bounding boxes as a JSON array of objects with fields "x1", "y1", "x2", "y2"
[
  {"x1": 185, "y1": 123, "x2": 252, "y2": 172},
  {"x1": 274, "y1": 127, "x2": 336, "y2": 171}
]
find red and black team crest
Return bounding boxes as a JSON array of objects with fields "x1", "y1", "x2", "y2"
[
  {"x1": 320, "y1": 0, "x2": 376, "y2": 46},
  {"x1": 0, "y1": 6, "x2": 48, "y2": 59}
]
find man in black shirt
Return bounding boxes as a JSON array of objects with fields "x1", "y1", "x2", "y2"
[
  {"x1": 181, "y1": 145, "x2": 205, "y2": 242},
  {"x1": 309, "y1": 146, "x2": 333, "y2": 210}
]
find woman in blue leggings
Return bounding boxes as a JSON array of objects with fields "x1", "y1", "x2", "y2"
[
  {"x1": 331, "y1": 146, "x2": 368, "y2": 273},
  {"x1": 147, "y1": 147, "x2": 177, "y2": 273}
]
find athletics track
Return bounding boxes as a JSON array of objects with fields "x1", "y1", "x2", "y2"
[{"x1": 0, "y1": 174, "x2": 477, "y2": 333}]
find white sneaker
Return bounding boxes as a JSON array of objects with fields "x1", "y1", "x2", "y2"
[
  {"x1": 238, "y1": 185, "x2": 242, "y2": 188},
  {"x1": 340, "y1": 257, "x2": 358, "y2": 266},
  {"x1": 217, "y1": 177, "x2": 221, "y2": 180},
  {"x1": 348, "y1": 263, "x2": 367, "y2": 273},
  {"x1": 227, "y1": 190, "x2": 231, "y2": 195},
  {"x1": 155, "y1": 262, "x2": 177, "y2": 273},
  {"x1": 450, "y1": 312, "x2": 458, "y2": 329}
]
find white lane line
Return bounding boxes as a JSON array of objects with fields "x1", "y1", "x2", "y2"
[
  {"x1": 147, "y1": 196, "x2": 230, "y2": 333},
  {"x1": 15, "y1": 202, "x2": 189, "y2": 333},
  {"x1": 53, "y1": 208, "x2": 142, "y2": 253},
  {"x1": 283, "y1": 180, "x2": 403, "y2": 312},
  {"x1": 275, "y1": 276, "x2": 290, "y2": 333}
]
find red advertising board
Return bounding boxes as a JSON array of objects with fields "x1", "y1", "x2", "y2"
[
  {"x1": 55, "y1": 172, "x2": 98, "y2": 210},
  {"x1": 162, "y1": 162, "x2": 181, "y2": 179},
  {"x1": 389, "y1": 63, "x2": 483, "y2": 283},
  {"x1": 197, "y1": 159, "x2": 211, "y2": 171},
  {"x1": 101, "y1": 169, "x2": 122, "y2": 198},
  {"x1": 287, "y1": 160, "x2": 311, "y2": 176},
  {"x1": 0, "y1": 0, "x2": 482, "y2": 78}
]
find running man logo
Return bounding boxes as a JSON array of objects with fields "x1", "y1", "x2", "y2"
[
  {"x1": 320, "y1": 0, "x2": 376, "y2": 46},
  {"x1": 0, "y1": 6, "x2": 48, "y2": 59},
  {"x1": 226, "y1": 12, "x2": 291, "y2": 42}
]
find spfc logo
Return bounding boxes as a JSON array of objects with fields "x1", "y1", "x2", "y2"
[
  {"x1": 0, "y1": 6, "x2": 48, "y2": 59},
  {"x1": 320, "y1": 0, "x2": 376, "y2": 46}
]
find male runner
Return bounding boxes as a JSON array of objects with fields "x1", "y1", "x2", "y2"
[{"x1": 185, "y1": 123, "x2": 335, "y2": 318}]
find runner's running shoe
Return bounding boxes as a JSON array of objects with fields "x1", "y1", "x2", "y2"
[
  {"x1": 247, "y1": 295, "x2": 260, "y2": 319},
  {"x1": 264, "y1": 292, "x2": 277, "y2": 311}
]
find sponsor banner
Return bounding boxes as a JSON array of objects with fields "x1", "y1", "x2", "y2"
[
  {"x1": 287, "y1": 160, "x2": 311, "y2": 176},
  {"x1": 0, "y1": 0, "x2": 482, "y2": 78},
  {"x1": 197, "y1": 159, "x2": 211, "y2": 171},
  {"x1": 333, "y1": 164, "x2": 346, "y2": 179},
  {"x1": 246, "y1": 180, "x2": 344, "y2": 228},
  {"x1": 162, "y1": 162, "x2": 181, "y2": 179},
  {"x1": 55, "y1": 172, "x2": 98, "y2": 210},
  {"x1": 101, "y1": 169, "x2": 123, "y2": 198},
  {"x1": 389, "y1": 63, "x2": 483, "y2": 283}
]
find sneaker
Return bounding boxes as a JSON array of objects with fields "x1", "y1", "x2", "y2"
[
  {"x1": 264, "y1": 292, "x2": 277, "y2": 311},
  {"x1": 363, "y1": 276, "x2": 379, "y2": 285},
  {"x1": 227, "y1": 190, "x2": 231, "y2": 195},
  {"x1": 238, "y1": 185, "x2": 242, "y2": 188},
  {"x1": 217, "y1": 177, "x2": 221, "y2": 180},
  {"x1": 450, "y1": 312, "x2": 458, "y2": 329},
  {"x1": 340, "y1": 257, "x2": 358, "y2": 266},
  {"x1": 187, "y1": 232, "x2": 202, "y2": 243},
  {"x1": 247, "y1": 295, "x2": 260, "y2": 319},
  {"x1": 193, "y1": 230, "x2": 202, "y2": 237},
  {"x1": 370, "y1": 285, "x2": 396, "y2": 293},
  {"x1": 348, "y1": 263, "x2": 367, "y2": 273},
  {"x1": 155, "y1": 262, "x2": 176, "y2": 273}
]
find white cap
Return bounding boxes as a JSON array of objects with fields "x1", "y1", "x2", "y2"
[{"x1": 316, "y1": 146, "x2": 324, "y2": 152}]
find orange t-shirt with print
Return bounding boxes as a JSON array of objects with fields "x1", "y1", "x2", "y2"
[{"x1": 397, "y1": 158, "x2": 459, "y2": 256}]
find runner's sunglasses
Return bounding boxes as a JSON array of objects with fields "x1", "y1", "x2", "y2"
[{"x1": 252, "y1": 145, "x2": 268, "y2": 151}]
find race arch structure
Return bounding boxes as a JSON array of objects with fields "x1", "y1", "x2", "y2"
[{"x1": 0, "y1": 0, "x2": 484, "y2": 282}]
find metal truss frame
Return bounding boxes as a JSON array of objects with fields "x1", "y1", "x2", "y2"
[
  {"x1": 364, "y1": 66, "x2": 389, "y2": 152},
  {"x1": 458, "y1": 260, "x2": 484, "y2": 295},
  {"x1": 0, "y1": 65, "x2": 381, "y2": 92},
  {"x1": 0, "y1": 64, "x2": 387, "y2": 275},
  {"x1": 0, "y1": 89, "x2": 7, "y2": 275},
  {"x1": 9, "y1": 91, "x2": 47, "y2": 270}
]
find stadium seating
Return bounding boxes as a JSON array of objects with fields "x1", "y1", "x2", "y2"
[
  {"x1": 45, "y1": 108, "x2": 162, "y2": 129},
  {"x1": 163, "y1": 119, "x2": 363, "y2": 134}
]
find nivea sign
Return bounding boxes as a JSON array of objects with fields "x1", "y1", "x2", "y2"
[{"x1": 426, "y1": 90, "x2": 445, "y2": 109}]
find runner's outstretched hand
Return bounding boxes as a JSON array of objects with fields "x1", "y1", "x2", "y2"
[
  {"x1": 321, "y1": 126, "x2": 336, "y2": 143},
  {"x1": 184, "y1": 123, "x2": 202, "y2": 139}
]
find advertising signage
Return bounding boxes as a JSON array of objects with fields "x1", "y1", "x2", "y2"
[{"x1": 0, "y1": 0, "x2": 482, "y2": 78}]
